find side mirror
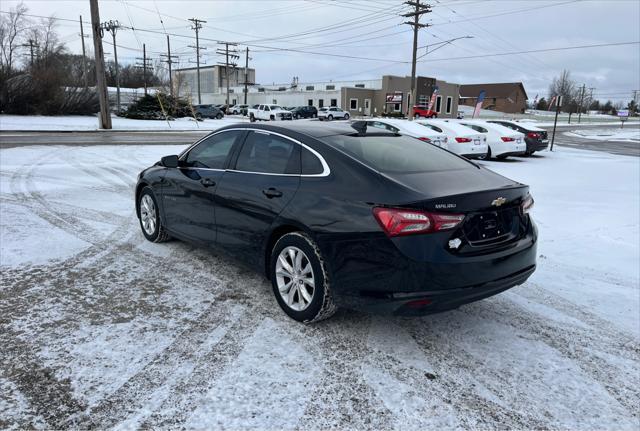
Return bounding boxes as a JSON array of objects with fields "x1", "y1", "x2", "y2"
[{"x1": 161, "y1": 155, "x2": 179, "y2": 168}]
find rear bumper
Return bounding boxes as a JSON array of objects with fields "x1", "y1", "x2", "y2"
[
  {"x1": 526, "y1": 139, "x2": 549, "y2": 152},
  {"x1": 320, "y1": 219, "x2": 538, "y2": 316},
  {"x1": 462, "y1": 152, "x2": 488, "y2": 159},
  {"x1": 335, "y1": 264, "x2": 536, "y2": 316}
]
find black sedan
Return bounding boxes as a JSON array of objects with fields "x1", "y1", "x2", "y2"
[
  {"x1": 136, "y1": 122, "x2": 537, "y2": 322},
  {"x1": 290, "y1": 106, "x2": 318, "y2": 119},
  {"x1": 488, "y1": 120, "x2": 549, "y2": 155}
]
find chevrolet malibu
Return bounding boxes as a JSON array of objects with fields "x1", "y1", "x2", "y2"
[{"x1": 136, "y1": 122, "x2": 537, "y2": 323}]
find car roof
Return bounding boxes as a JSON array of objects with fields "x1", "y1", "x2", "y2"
[
  {"x1": 361, "y1": 118, "x2": 446, "y2": 136},
  {"x1": 219, "y1": 121, "x2": 357, "y2": 138},
  {"x1": 489, "y1": 119, "x2": 545, "y2": 131},
  {"x1": 416, "y1": 119, "x2": 477, "y2": 134}
]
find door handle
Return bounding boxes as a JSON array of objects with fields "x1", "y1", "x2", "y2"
[
  {"x1": 262, "y1": 188, "x2": 283, "y2": 198},
  {"x1": 200, "y1": 178, "x2": 216, "y2": 187}
]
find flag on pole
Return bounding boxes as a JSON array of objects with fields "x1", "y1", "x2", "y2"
[
  {"x1": 472, "y1": 90, "x2": 485, "y2": 118},
  {"x1": 426, "y1": 86, "x2": 439, "y2": 111},
  {"x1": 548, "y1": 95, "x2": 557, "y2": 111}
]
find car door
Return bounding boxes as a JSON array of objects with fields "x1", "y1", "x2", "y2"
[
  {"x1": 214, "y1": 130, "x2": 301, "y2": 265},
  {"x1": 161, "y1": 129, "x2": 246, "y2": 245}
]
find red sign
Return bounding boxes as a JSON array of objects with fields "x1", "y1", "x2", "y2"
[{"x1": 385, "y1": 92, "x2": 403, "y2": 104}]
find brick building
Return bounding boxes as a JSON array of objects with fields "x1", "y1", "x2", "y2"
[{"x1": 459, "y1": 82, "x2": 528, "y2": 114}]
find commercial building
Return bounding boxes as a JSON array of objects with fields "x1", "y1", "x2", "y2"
[
  {"x1": 174, "y1": 68, "x2": 461, "y2": 118},
  {"x1": 459, "y1": 82, "x2": 528, "y2": 114},
  {"x1": 175, "y1": 65, "x2": 256, "y2": 100}
]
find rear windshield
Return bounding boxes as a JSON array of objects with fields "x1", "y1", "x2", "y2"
[{"x1": 323, "y1": 134, "x2": 474, "y2": 173}]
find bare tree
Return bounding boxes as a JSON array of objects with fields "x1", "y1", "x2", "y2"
[
  {"x1": 0, "y1": 2, "x2": 28, "y2": 72},
  {"x1": 548, "y1": 70, "x2": 578, "y2": 112}
]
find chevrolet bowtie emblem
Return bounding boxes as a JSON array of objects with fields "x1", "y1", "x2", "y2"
[{"x1": 491, "y1": 197, "x2": 507, "y2": 207}]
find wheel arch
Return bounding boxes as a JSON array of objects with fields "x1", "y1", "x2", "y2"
[
  {"x1": 263, "y1": 221, "x2": 315, "y2": 279},
  {"x1": 135, "y1": 181, "x2": 149, "y2": 218}
]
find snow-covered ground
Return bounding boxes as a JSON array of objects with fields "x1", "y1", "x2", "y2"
[
  {"x1": 566, "y1": 127, "x2": 640, "y2": 142},
  {"x1": 0, "y1": 114, "x2": 249, "y2": 131},
  {"x1": 1, "y1": 144, "x2": 638, "y2": 429}
]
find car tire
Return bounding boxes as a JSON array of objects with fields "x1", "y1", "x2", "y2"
[
  {"x1": 415, "y1": 113, "x2": 421, "y2": 119},
  {"x1": 328, "y1": 114, "x2": 333, "y2": 121},
  {"x1": 270, "y1": 115, "x2": 275, "y2": 121},
  {"x1": 344, "y1": 113, "x2": 350, "y2": 120},
  {"x1": 312, "y1": 113, "x2": 317, "y2": 118},
  {"x1": 525, "y1": 150, "x2": 533, "y2": 156},
  {"x1": 216, "y1": 113, "x2": 223, "y2": 119},
  {"x1": 295, "y1": 114, "x2": 300, "y2": 119},
  {"x1": 250, "y1": 114, "x2": 256, "y2": 122},
  {"x1": 138, "y1": 187, "x2": 170, "y2": 243},
  {"x1": 270, "y1": 232, "x2": 337, "y2": 323},
  {"x1": 481, "y1": 147, "x2": 492, "y2": 160}
]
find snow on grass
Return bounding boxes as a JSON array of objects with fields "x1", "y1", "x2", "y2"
[
  {"x1": 0, "y1": 114, "x2": 248, "y2": 131},
  {"x1": 566, "y1": 127, "x2": 640, "y2": 142}
]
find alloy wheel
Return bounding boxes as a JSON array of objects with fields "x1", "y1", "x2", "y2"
[
  {"x1": 140, "y1": 194, "x2": 157, "y2": 236},
  {"x1": 275, "y1": 246, "x2": 315, "y2": 311}
]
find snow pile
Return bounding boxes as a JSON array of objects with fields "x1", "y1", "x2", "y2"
[{"x1": 565, "y1": 127, "x2": 640, "y2": 142}]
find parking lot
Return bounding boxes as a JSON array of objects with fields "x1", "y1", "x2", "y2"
[{"x1": 1, "y1": 139, "x2": 638, "y2": 429}]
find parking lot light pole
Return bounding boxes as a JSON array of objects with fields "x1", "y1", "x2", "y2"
[{"x1": 550, "y1": 95, "x2": 562, "y2": 151}]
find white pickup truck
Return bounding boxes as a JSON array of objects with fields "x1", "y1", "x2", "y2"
[{"x1": 248, "y1": 104, "x2": 294, "y2": 122}]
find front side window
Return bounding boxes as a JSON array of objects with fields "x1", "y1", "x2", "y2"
[
  {"x1": 235, "y1": 132, "x2": 298, "y2": 174},
  {"x1": 184, "y1": 130, "x2": 243, "y2": 169}
]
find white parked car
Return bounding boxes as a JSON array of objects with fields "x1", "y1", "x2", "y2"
[
  {"x1": 415, "y1": 119, "x2": 488, "y2": 159},
  {"x1": 248, "y1": 104, "x2": 293, "y2": 122},
  {"x1": 453, "y1": 120, "x2": 526, "y2": 159},
  {"x1": 318, "y1": 107, "x2": 350, "y2": 121},
  {"x1": 229, "y1": 104, "x2": 249, "y2": 115},
  {"x1": 359, "y1": 118, "x2": 448, "y2": 149}
]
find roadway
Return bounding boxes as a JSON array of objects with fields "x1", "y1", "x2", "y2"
[{"x1": 1, "y1": 123, "x2": 638, "y2": 156}]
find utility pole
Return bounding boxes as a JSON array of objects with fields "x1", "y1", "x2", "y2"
[
  {"x1": 550, "y1": 95, "x2": 563, "y2": 151},
  {"x1": 217, "y1": 41, "x2": 239, "y2": 109},
  {"x1": 100, "y1": 20, "x2": 121, "y2": 112},
  {"x1": 135, "y1": 44, "x2": 152, "y2": 96},
  {"x1": 160, "y1": 35, "x2": 178, "y2": 98},
  {"x1": 89, "y1": 0, "x2": 112, "y2": 129},
  {"x1": 577, "y1": 83, "x2": 586, "y2": 123},
  {"x1": 22, "y1": 39, "x2": 38, "y2": 67},
  {"x1": 243, "y1": 46, "x2": 252, "y2": 104},
  {"x1": 403, "y1": 0, "x2": 431, "y2": 120},
  {"x1": 188, "y1": 18, "x2": 206, "y2": 104},
  {"x1": 79, "y1": 16, "x2": 88, "y2": 88}
]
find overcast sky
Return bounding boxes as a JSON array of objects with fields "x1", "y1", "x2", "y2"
[{"x1": 3, "y1": 0, "x2": 639, "y2": 103}]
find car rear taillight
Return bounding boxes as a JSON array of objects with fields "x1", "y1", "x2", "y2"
[
  {"x1": 373, "y1": 207, "x2": 465, "y2": 237},
  {"x1": 501, "y1": 137, "x2": 515, "y2": 142},
  {"x1": 527, "y1": 132, "x2": 541, "y2": 139},
  {"x1": 455, "y1": 137, "x2": 472, "y2": 143},
  {"x1": 418, "y1": 137, "x2": 431, "y2": 142},
  {"x1": 521, "y1": 195, "x2": 534, "y2": 214}
]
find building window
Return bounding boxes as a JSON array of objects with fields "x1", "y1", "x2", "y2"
[
  {"x1": 330, "y1": 99, "x2": 337, "y2": 107},
  {"x1": 355, "y1": 84, "x2": 365, "y2": 88},
  {"x1": 308, "y1": 99, "x2": 313, "y2": 106},
  {"x1": 272, "y1": 99, "x2": 277, "y2": 104},
  {"x1": 306, "y1": 85, "x2": 315, "y2": 91},
  {"x1": 326, "y1": 85, "x2": 335, "y2": 90},
  {"x1": 446, "y1": 96, "x2": 452, "y2": 114},
  {"x1": 350, "y1": 98, "x2": 358, "y2": 110},
  {"x1": 232, "y1": 98, "x2": 237, "y2": 105},
  {"x1": 393, "y1": 103, "x2": 401, "y2": 112},
  {"x1": 436, "y1": 95, "x2": 442, "y2": 113},
  {"x1": 418, "y1": 95, "x2": 428, "y2": 105},
  {"x1": 319, "y1": 99, "x2": 324, "y2": 108}
]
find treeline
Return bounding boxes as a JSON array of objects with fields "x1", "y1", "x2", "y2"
[
  {"x1": 532, "y1": 70, "x2": 637, "y2": 115},
  {"x1": 0, "y1": 2, "x2": 162, "y2": 115}
]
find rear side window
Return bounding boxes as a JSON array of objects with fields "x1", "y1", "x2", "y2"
[
  {"x1": 235, "y1": 132, "x2": 299, "y2": 174},
  {"x1": 369, "y1": 121, "x2": 399, "y2": 133},
  {"x1": 464, "y1": 124, "x2": 488, "y2": 133},
  {"x1": 323, "y1": 135, "x2": 472, "y2": 174},
  {"x1": 184, "y1": 130, "x2": 243, "y2": 169},
  {"x1": 301, "y1": 148, "x2": 323, "y2": 175},
  {"x1": 420, "y1": 123, "x2": 443, "y2": 133}
]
